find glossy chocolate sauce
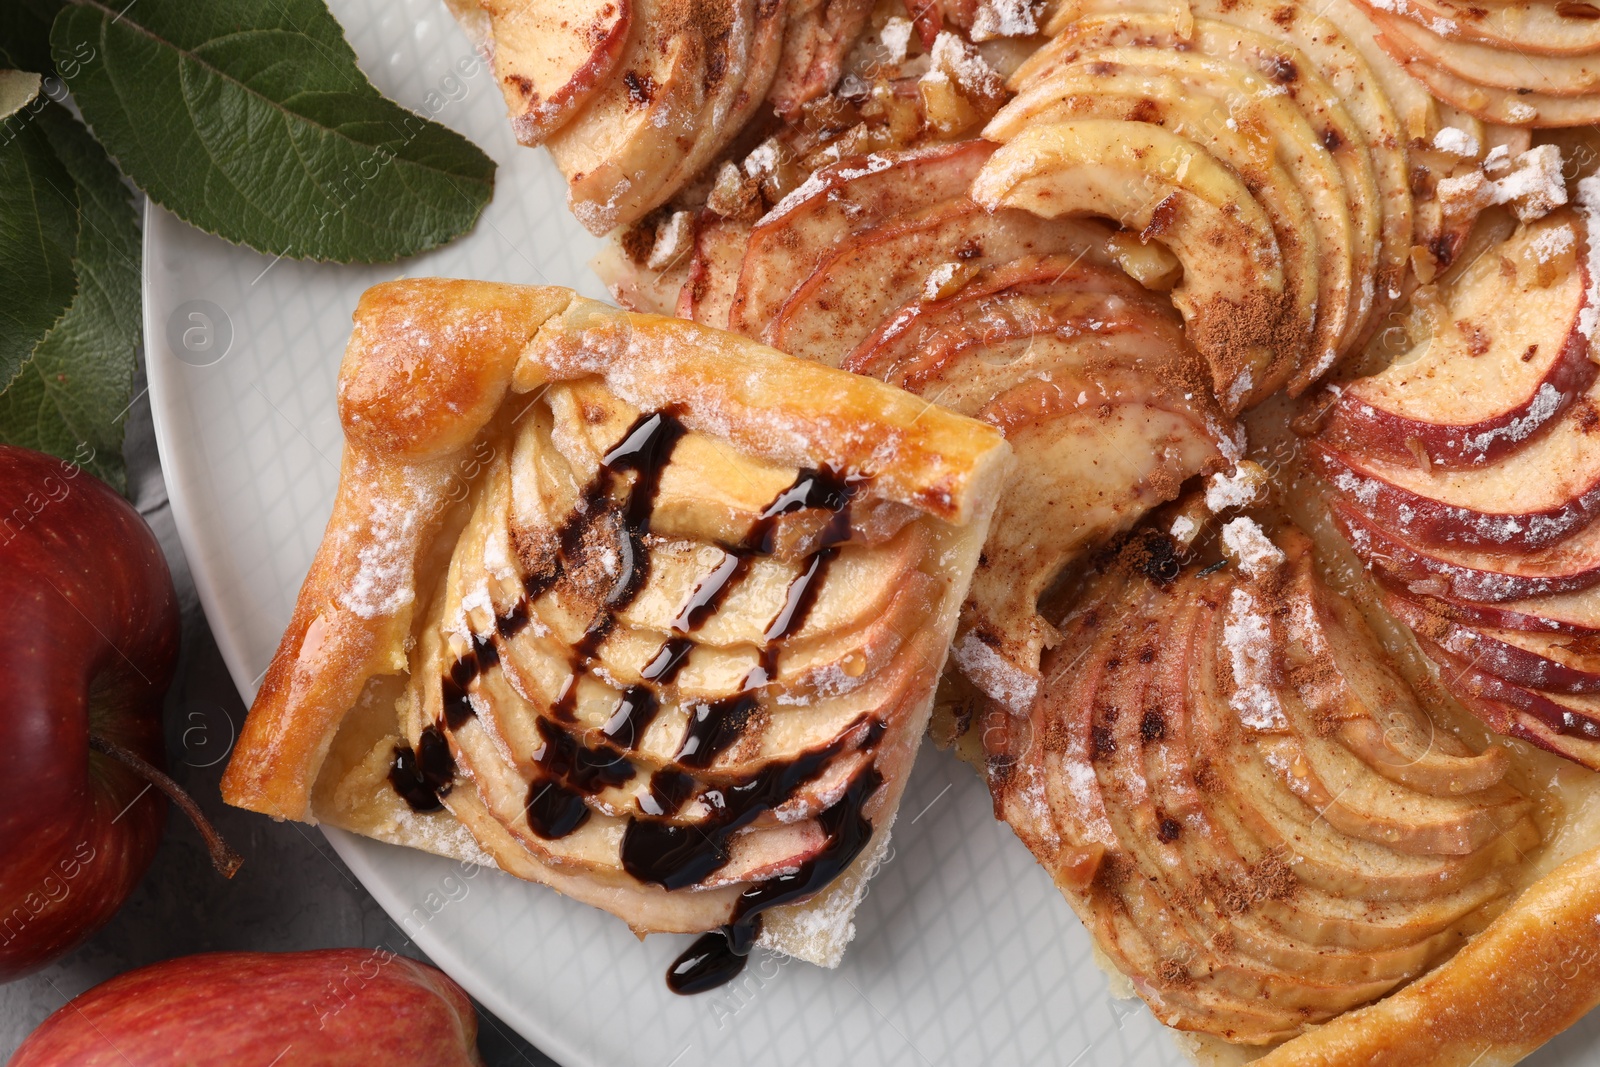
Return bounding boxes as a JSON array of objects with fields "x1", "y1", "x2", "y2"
[
  {"x1": 390, "y1": 421, "x2": 886, "y2": 995},
  {"x1": 388, "y1": 724, "x2": 457, "y2": 813},
  {"x1": 664, "y1": 765, "x2": 886, "y2": 994}
]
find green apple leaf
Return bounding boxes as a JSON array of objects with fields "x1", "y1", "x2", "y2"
[
  {"x1": 52, "y1": 0, "x2": 496, "y2": 264},
  {"x1": 0, "y1": 81, "x2": 78, "y2": 393},
  {"x1": 0, "y1": 103, "x2": 139, "y2": 491},
  {"x1": 0, "y1": 0, "x2": 63, "y2": 74}
]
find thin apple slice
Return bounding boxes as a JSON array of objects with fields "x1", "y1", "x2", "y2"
[
  {"x1": 1319, "y1": 212, "x2": 1594, "y2": 469},
  {"x1": 1309, "y1": 0, "x2": 1495, "y2": 272},
  {"x1": 984, "y1": 59, "x2": 1337, "y2": 383},
  {"x1": 971, "y1": 119, "x2": 1295, "y2": 412},
  {"x1": 767, "y1": 0, "x2": 874, "y2": 117},
  {"x1": 1292, "y1": 567, "x2": 1513, "y2": 797},
  {"x1": 1048, "y1": 0, "x2": 1413, "y2": 312},
  {"x1": 656, "y1": 0, "x2": 785, "y2": 204},
  {"x1": 766, "y1": 197, "x2": 1116, "y2": 366},
  {"x1": 1377, "y1": 0, "x2": 1600, "y2": 56},
  {"x1": 1378, "y1": 40, "x2": 1600, "y2": 127},
  {"x1": 1000, "y1": 15, "x2": 1371, "y2": 385},
  {"x1": 841, "y1": 254, "x2": 1187, "y2": 390},
  {"x1": 675, "y1": 215, "x2": 751, "y2": 328},
  {"x1": 544, "y1": 1, "x2": 706, "y2": 235},
  {"x1": 1384, "y1": 580, "x2": 1600, "y2": 637},
  {"x1": 1367, "y1": 7, "x2": 1600, "y2": 98},
  {"x1": 726, "y1": 141, "x2": 997, "y2": 340},
  {"x1": 1415, "y1": 634, "x2": 1600, "y2": 769},
  {"x1": 1332, "y1": 499, "x2": 1600, "y2": 602},
  {"x1": 464, "y1": 0, "x2": 633, "y2": 145},
  {"x1": 1316, "y1": 377, "x2": 1600, "y2": 552},
  {"x1": 1385, "y1": 589, "x2": 1600, "y2": 695}
]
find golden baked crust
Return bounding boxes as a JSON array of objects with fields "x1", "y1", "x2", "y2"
[
  {"x1": 1259, "y1": 845, "x2": 1600, "y2": 1066},
  {"x1": 222, "y1": 278, "x2": 1011, "y2": 963}
]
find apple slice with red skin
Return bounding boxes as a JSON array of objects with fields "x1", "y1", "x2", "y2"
[
  {"x1": 0, "y1": 445, "x2": 241, "y2": 981},
  {"x1": 766, "y1": 197, "x2": 1115, "y2": 366},
  {"x1": 8, "y1": 949, "x2": 483, "y2": 1066},
  {"x1": 1364, "y1": 6, "x2": 1600, "y2": 98},
  {"x1": 1415, "y1": 633, "x2": 1600, "y2": 769},
  {"x1": 1382, "y1": 578, "x2": 1600, "y2": 637},
  {"x1": 1385, "y1": 588, "x2": 1600, "y2": 695},
  {"x1": 1318, "y1": 212, "x2": 1595, "y2": 469},
  {"x1": 766, "y1": 0, "x2": 874, "y2": 117},
  {"x1": 544, "y1": 21, "x2": 703, "y2": 235},
  {"x1": 1331, "y1": 498, "x2": 1600, "y2": 602},
  {"x1": 1315, "y1": 397, "x2": 1600, "y2": 551},
  {"x1": 471, "y1": 0, "x2": 633, "y2": 146},
  {"x1": 726, "y1": 141, "x2": 997, "y2": 341},
  {"x1": 1373, "y1": 34, "x2": 1600, "y2": 126},
  {"x1": 841, "y1": 253, "x2": 1185, "y2": 383},
  {"x1": 1371, "y1": 0, "x2": 1600, "y2": 57},
  {"x1": 676, "y1": 215, "x2": 752, "y2": 328}
]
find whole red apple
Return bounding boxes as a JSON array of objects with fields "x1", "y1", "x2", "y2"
[
  {"x1": 7, "y1": 949, "x2": 486, "y2": 1066},
  {"x1": 0, "y1": 444, "x2": 180, "y2": 979}
]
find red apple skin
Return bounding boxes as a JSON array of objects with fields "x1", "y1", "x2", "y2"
[
  {"x1": 0, "y1": 445, "x2": 177, "y2": 981},
  {"x1": 7, "y1": 949, "x2": 486, "y2": 1066},
  {"x1": 1316, "y1": 314, "x2": 1593, "y2": 470},
  {"x1": 1331, "y1": 499, "x2": 1600, "y2": 602},
  {"x1": 1316, "y1": 440, "x2": 1600, "y2": 552}
]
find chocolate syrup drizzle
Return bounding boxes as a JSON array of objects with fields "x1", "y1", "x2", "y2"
[{"x1": 387, "y1": 410, "x2": 886, "y2": 993}]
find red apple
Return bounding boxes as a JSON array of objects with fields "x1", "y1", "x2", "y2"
[
  {"x1": 0, "y1": 445, "x2": 237, "y2": 981},
  {"x1": 0, "y1": 445, "x2": 184, "y2": 979},
  {"x1": 7, "y1": 949, "x2": 485, "y2": 1066}
]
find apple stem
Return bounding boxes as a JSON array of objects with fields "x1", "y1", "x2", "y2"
[{"x1": 88, "y1": 734, "x2": 244, "y2": 878}]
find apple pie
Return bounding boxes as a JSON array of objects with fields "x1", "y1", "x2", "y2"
[
  {"x1": 221, "y1": 280, "x2": 1011, "y2": 989},
  {"x1": 268, "y1": 0, "x2": 1600, "y2": 1059}
]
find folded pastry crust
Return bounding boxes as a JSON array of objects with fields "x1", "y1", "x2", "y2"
[{"x1": 221, "y1": 279, "x2": 1010, "y2": 966}]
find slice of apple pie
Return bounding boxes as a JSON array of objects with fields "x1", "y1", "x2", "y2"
[{"x1": 221, "y1": 280, "x2": 1010, "y2": 989}]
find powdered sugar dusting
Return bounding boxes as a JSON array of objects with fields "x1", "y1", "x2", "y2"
[
  {"x1": 880, "y1": 16, "x2": 913, "y2": 64},
  {"x1": 952, "y1": 629, "x2": 1038, "y2": 711},
  {"x1": 1221, "y1": 517, "x2": 1285, "y2": 579},
  {"x1": 1223, "y1": 586, "x2": 1287, "y2": 730},
  {"x1": 341, "y1": 475, "x2": 432, "y2": 619},
  {"x1": 756, "y1": 814, "x2": 896, "y2": 966},
  {"x1": 1432, "y1": 126, "x2": 1480, "y2": 157},
  {"x1": 1491, "y1": 144, "x2": 1567, "y2": 222},
  {"x1": 924, "y1": 261, "x2": 962, "y2": 300},
  {"x1": 971, "y1": 0, "x2": 1039, "y2": 40},
  {"x1": 1578, "y1": 175, "x2": 1600, "y2": 343},
  {"x1": 1460, "y1": 382, "x2": 1564, "y2": 456}
]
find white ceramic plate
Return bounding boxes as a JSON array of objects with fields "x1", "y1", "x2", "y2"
[{"x1": 142, "y1": 2, "x2": 1600, "y2": 1064}]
